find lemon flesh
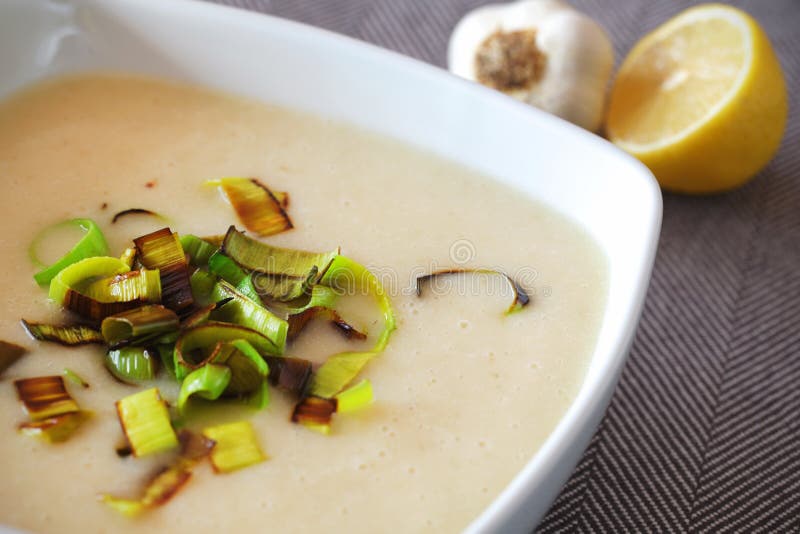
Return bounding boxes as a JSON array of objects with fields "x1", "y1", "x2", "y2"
[{"x1": 607, "y1": 4, "x2": 787, "y2": 194}]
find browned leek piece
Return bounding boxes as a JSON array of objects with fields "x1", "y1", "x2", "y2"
[
  {"x1": 134, "y1": 228, "x2": 194, "y2": 312},
  {"x1": 415, "y1": 268, "x2": 531, "y2": 314},
  {"x1": 111, "y1": 208, "x2": 163, "y2": 224},
  {"x1": 287, "y1": 306, "x2": 367, "y2": 342},
  {"x1": 212, "y1": 177, "x2": 293, "y2": 237},
  {"x1": 19, "y1": 411, "x2": 91, "y2": 443},
  {"x1": 0, "y1": 340, "x2": 27, "y2": 376},
  {"x1": 291, "y1": 396, "x2": 337, "y2": 426},
  {"x1": 21, "y1": 320, "x2": 104, "y2": 346},
  {"x1": 263, "y1": 356, "x2": 313, "y2": 397},
  {"x1": 13, "y1": 375, "x2": 89, "y2": 442},
  {"x1": 102, "y1": 431, "x2": 215, "y2": 517},
  {"x1": 14, "y1": 376, "x2": 80, "y2": 420}
]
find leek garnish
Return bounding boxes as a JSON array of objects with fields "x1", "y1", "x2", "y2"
[
  {"x1": 415, "y1": 268, "x2": 531, "y2": 315},
  {"x1": 134, "y1": 228, "x2": 194, "y2": 312},
  {"x1": 207, "y1": 251, "x2": 263, "y2": 303},
  {"x1": 83, "y1": 269, "x2": 162, "y2": 304},
  {"x1": 177, "y1": 364, "x2": 231, "y2": 414},
  {"x1": 287, "y1": 307, "x2": 367, "y2": 342},
  {"x1": 173, "y1": 322, "x2": 278, "y2": 380},
  {"x1": 210, "y1": 339, "x2": 268, "y2": 393},
  {"x1": 335, "y1": 379, "x2": 374, "y2": 413},
  {"x1": 180, "y1": 235, "x2": 218, "y2": 267},
  {"x1": 116, "y1": 388, "x2": 179, "y2": 457},
  {"x1": 309, "y1": 352, "x2": 376, "y2": 400},
  {"x1": 267, "y1": 284, "x2": 340, "y2": 318},
  {"x1": 202, "y1": 420, "x2": 266, "y2": 473},
  {"x1": 221, "y1": 226, "x2": 339, "y2": 301},
  {"x1": 101, "y1": 305, "x2": 179, "y2": 345},
  {"x1": 48, "y1": 256, "x2": 128, "y2": 302},
  {"x1": 30, "y1": 218, "x2": 109, "y2": 285},
  {"x1": 63, "y1": 368, "x2": 90, "y2": 388},
  {"x1": 47, "y1": 257, "x2": 155, "y2": 322},
  {"x1": 189, "y1": 268, "x2": 218, "y2": 305},
  {"x1": 105, "y1": 347, "x2": 159, "y2": 384},
  {"x1": 211, "y1": 281, "x2": 288, "y2": 351},
  {"x1": 18, "y1": 411, "x2": 91, "y2": 443},
  {"x1": 102, "y1": 430, "x2": 214, "y2": 516},
  {"x1": 210, "y1": 177, "x2": 293, "y2": 237},
  {"x1": 157, "y1": 344, "x2": 177, "y2": 378},
  {"x1": 111, "y1": 208, "x2": 164, "y2": 224},
  {"x1": 0, "y1": 341, "x2": 26, "y2": 376},
  {"x1": 101, "y1": 459, "x2": 194, "y2": 517},
  {"x1": 264, "y1": 356, "x2": 313, "y2": 397},
  {"x1": 309, "y1": 256, "x2": 396, "y2": 398},
  {"x1": 291, "y1": 396, "x2": 337, "y2": 426},
  {"x1": 291, "y1": 380, "x2": 373, "y2": 430},
  {"x1": 14, "y1": 376, "x2": 80, "y2": 420},
  {"x1": 21, "y1": 320, "x2": 104, "y2": 346},
  {"x1": 320, "y1": 256, "x2": 396, "y2": 351},
  {"x1": 119, "y1": 247, "x2": 138, "y2": 269},
  {"x1": 181, "y1": 299, "x2": 232, "y2": 330}
]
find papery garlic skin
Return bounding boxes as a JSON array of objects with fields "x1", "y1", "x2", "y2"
[{"x1": 448, "y1": 0, "x2": 614, "y2": 132}]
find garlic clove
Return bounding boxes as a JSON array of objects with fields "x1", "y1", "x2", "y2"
[{"x1": 448, "y1": 0, "x2": 614, "y2": 132}]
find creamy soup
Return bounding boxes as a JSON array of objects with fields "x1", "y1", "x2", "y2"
[{"x1": 0, "y1": 75, "x2": 607, "y2": 533}]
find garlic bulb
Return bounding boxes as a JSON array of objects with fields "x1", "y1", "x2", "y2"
[{"x1": 448, "y1": 0, "x2": 614, "y2": 132}]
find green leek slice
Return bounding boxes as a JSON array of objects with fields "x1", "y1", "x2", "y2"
[
  {"x1": 207, "y1": 251, "x2": 262, "y2": 303},
  {"x1": 30, "y1": 218, "x2": 109, "y2": 286},
  {"x1": 209, "y1": 177, "x2": 292, "y2": 237},
  {"x1": 211, "y1": 281, "x2": 287, "y2": 352},
  {"x1": 83, "y1": 269, "x2": 162, "y2": 304},
  {"x1": 189, "y1": 268, "x2": 218, "y2": 305},
  {"x1": 14, "y1": 376, "x2": 80, "y2": 420},
  {"x1": 21, "y1": 320, "x2": 104, "y2": 346},
  {"x1": 320, "y1": 256, "x2": 395, "y2": 351},
  {"x1": 105, "y1": 347, "x2": 159, "y2": 384},
  {"x1": 115, "y1": 388, "x2": 179, "y2": 457},
  {"x1": 63, "y1": 368, "x2": 89, "y2": 388},
  {"x1": 180, "y1": 235, "x2": 218, "y2": 267},
  {"x1": 18, "y1": 410, "x2": 91, "y2": 443},
  {"x1": 209, "y1": 339, "x2": 269, "y2": 394},
  {"x1": 101, "y1": 305, "x2": 179, "y2": 345},
  {"x1": 309, "y1": 351, "x2": 376, "y2": 400},
  {"x1": 48, "y1": 256, "x2": 129, "y2": 305},
  {"x1": 309, "y1": 256, "x2": 396, "y2": 398},
  {"x1": 119, "y1": 247, "x2": 138, "y2": 269},
  {"x1": 0, "y1": 341, "x2": 27, "y2": 376},
  {"x1": 177, "y1": 364, "x2": 231, "y2": 414},
  {"x1": 202, "y1": 420, "x2": 267, "y2": 473},
  {"x1": 134, "y1": 228, "x2": 194, "y2": 312},
  {"x1": 335, "y1": 379, "x2": 374, "y2": 413},
  {"x1": 173, "y1": 322, "x2": 278, "y2": 380},
  {"x1": 221, "y1": 226, "x2": 339, "y2": 301}
]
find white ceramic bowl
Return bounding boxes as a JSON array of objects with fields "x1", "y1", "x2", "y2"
[{"x1": 0, "y1": 0, "x2": 661, "y2": 531}]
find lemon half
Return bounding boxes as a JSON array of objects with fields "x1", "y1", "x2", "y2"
[{"x1": 606, "y1": 4, "x2": 787, "y2": 194}]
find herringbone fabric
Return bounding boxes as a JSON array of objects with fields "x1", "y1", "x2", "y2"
[{"x1": 208, "y1": 1, "x2": 800, "y2": 531}]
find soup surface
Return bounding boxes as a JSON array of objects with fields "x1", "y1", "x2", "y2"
[{"x1": 0, "y1": 75, "x2": 607, "y2": 534}]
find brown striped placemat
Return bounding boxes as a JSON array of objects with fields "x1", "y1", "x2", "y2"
[{"x1": 208, "y1": 1, "x2": 800, "y2": 531}]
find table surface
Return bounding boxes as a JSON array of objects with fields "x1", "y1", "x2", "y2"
[{"x1": 210, "y1": 1, "x2": 799, "y2": 531}]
